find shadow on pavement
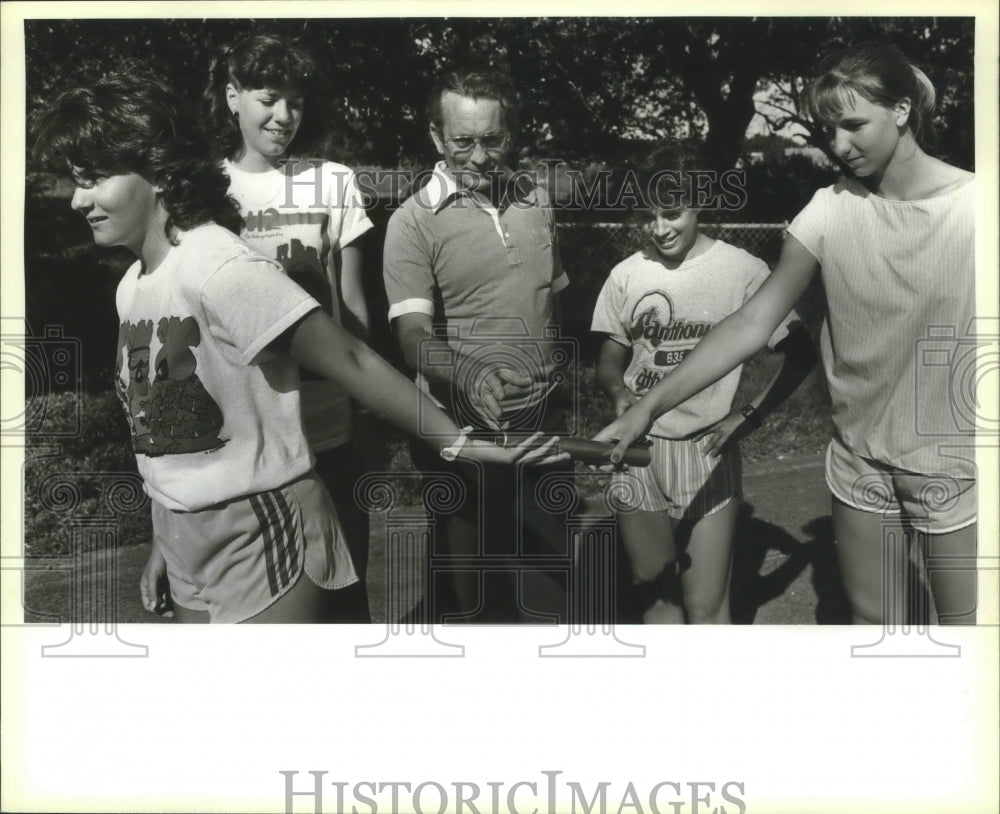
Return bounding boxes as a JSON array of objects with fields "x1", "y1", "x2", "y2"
[
  {"x1": 731, "y1": 504, "x2": 850, "y2": 624},
  {"x1": 801, "y1": 516, "x2": 852, "y2": 624}
]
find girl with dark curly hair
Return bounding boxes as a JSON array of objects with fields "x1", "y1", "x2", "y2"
[{"x1": 33, "y1": 66, "x2": 565, "y2": 624}]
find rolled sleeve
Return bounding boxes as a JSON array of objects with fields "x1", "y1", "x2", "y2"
[
  {"x1": 201, "y1": 255, "x2": 321, "y2": 365},
  {"x1": 332, "y1": 168, "x2": 374, "y2": 250},
  {"x1": 383, "y1": 204, "x2": 437, "y2": 321},
  {"x1": 387, "y1": 297, "x2": 434, "y2": 321}
]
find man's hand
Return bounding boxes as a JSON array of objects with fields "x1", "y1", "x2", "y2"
[
  {"x1": 140, "y1": 541, "x2": 174, "y2": 619},
  {"x1": 470, "y1": 366, "x2": 534, "y2": 427}
]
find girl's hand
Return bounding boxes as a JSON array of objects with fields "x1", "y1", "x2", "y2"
[
  {"x1": 140, "y1": 541, "x2": 174, "y2": 619},
  {"x1": 613, "y1": 389, "x2": 639, "y2": 418},
  {"x1": 693, "y1": 411, "x2": 747, "y2": 458},
  {"x1": 591, "y1": 402, "x2": 655, "y2": 465},
  {"x1": 461, "y1": 433, "x2": 570, "y2": 467}
]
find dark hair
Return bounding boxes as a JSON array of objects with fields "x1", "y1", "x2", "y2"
[
  {"x1": 801, "y1": 41, "x2": 937, "y2": 147},
  {"x1": 426, "y1": 66, "x2": 520, "y2": 134},
  {"x1": 31, "y1": 63, "x2": 243, "y2": 239},
  {"x1": 631, "y1": 139, "x2": 710, "y2": 210},
  {"x1": 204, "y1": 33, "x2": 320, "y2": 160}
]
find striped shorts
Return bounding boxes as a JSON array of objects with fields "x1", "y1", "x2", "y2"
[
  {"x1": 611, "y1": 435, "x2": 741, "y2": 520},
  {"x1": 151, "y1": 471, "x2": 358, "y2": 622}
]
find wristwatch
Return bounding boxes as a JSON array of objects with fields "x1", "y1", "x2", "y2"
[
  {"x1": 441, "y1": 426, "x2": 474, "y2": 461},
  {"x1": 740, "y1": 403, "x2": 762, "y2": 429}
]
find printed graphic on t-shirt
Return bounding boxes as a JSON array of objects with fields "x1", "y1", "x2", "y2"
[
  {"x1": 628, "y1": 290, "x2": 715, "y2": 393},
  {"x1": 261, "y1": 237, "x2": 332, "y2": 382},
  {"x1": 115, "y1": 315, "x2": 225, "y2": 456},
  {"x1": 242, "y1": 208, "x2": 326, "y2": 236},
  {"x1": 275, "y1": 238, "x2": 331, "y2": 314}
]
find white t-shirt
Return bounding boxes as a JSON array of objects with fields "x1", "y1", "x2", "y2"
[
  {"x1": 788, "y1": 177, "x2": 975, "y2": 477},
  {"x1": 224, "y1": 158, "x2": 374, "y2": 451},
  {"x1": 591, "y1": 239, "x2": 799, "y2": 439},
  {"x1": 114, "y1": 223, "x2": 319, "y2": 511}
]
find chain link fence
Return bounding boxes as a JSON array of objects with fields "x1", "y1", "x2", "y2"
[{"x1": 557, "y1": 221, "x2": 788, "y2": 274}]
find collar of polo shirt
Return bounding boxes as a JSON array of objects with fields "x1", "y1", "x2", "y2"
[{"x1": 421, "y1": 161, "x2": 538, "y2": 214}]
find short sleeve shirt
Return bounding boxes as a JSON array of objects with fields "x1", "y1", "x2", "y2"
[
  {"x1": 114, "y1": 223, "x2": 318, "y2": 511},
  {"x1": 591, "y1": 239, "x2": 799, "y2": 438},
  {"x1": 788, "y1": 177, "x2": 975, "y2": 477},
  {"x1": 382, "y1": 163, "x2": 568, "y2": 414},
  {"x1": 225, "y1": 158, "x2": 373, "y2": 451}
]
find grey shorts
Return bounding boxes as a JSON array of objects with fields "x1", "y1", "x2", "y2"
[
  {"x1": 825, "y1": 436, "x2": 977, "y2": 534},
  {"x1": 152, "y1": 472, "x2": 358, "y2": 622}
]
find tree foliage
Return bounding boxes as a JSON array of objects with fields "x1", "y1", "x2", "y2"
[{"x1": 25, "y1": 16, "x2": 974, "y2": 170}]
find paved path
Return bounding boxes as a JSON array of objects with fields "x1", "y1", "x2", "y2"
[
  {"x1": 22, "y1": 453, "x2": 847, "y2": 625},
  {"x1": 732, "y1": 453, "x2": 849, "y2": 624}
]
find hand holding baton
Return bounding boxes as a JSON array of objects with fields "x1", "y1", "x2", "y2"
[{"x1": 472, "y1": 431, "x2": 652, "y2": 467}]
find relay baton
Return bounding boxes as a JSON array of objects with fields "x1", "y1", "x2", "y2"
[{"x1": 476, "y1": 431, "x2": 652, "y2": 467}]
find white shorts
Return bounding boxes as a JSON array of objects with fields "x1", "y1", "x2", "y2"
[
  {"x1": 152, "y1": 472, "x2": 358, "y2": 622},
  {"x1": 611, "y1": 435, "x2": 741, "y2": 520},
  {"x1": 825, "y1": 435, "x2": 977, "y2": 534}
]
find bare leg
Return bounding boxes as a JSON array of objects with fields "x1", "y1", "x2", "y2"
[
  {"x1": 680, "y1": 499, "x2": 739, "y2": 624},
  {"x1": 831, "y1": 498, "x2": 906, "y2": 625},
  {"x1": 444, "y1": 512, "x2": 487, "y2": 618},
  {"x1": 172, "y1": 603, "x2": 210, "y2": 624},
  {"x1": 926, "y1": 523, "x2": 977, "y2": 625},
  {"x1": 617, "y1": 510, "x2": 684, "y2": 624}
]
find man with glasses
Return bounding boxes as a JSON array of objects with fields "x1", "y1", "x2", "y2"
[{"x1": 383, "y1": 66, "x2": 571, "y2": 624}]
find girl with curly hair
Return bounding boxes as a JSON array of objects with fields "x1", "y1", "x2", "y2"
[{"x1": 32, "y1": 66, "x2": 564, "y2": 624}]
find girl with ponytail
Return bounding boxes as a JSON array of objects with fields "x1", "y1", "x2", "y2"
[
  {"x1": 204, "y1": 33, "x2": 376, "y2": 621},
  {"x1": 594, "y1": 41, "x2": 978, "y2": 626}
]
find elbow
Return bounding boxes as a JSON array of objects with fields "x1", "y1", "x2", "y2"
[
  {"x1": 729, "y1": 310, "x2": 774, "y2": 360},
  {"x1": 394, "y1": 323, "x2": 424, "y2": 372}
]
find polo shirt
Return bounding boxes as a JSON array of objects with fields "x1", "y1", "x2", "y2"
[{"x1": 383, "y1": 162, "x2": 569, "y2": 415}]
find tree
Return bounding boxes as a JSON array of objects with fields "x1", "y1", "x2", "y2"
[
  {"x1": 752, "y1": 17, "x2": 975, "y2": 169},
  {"x1": 24, "y1": 16, "x2": 974, "y2": 170}
]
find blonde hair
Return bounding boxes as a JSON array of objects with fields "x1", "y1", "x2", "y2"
[{"x1": 802, "y1": 42, "x2": 937, "y2": 146}]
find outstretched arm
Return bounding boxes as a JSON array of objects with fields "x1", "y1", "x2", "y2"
[
  {"x1": 394, "y1": 312, "x2": 533, "y2": 429},
  {"x1": 283, "y1": 310, "x2": 565, "y2": 465},
  {"x1": 593, "y1": 236, "x2": 820, "y2": 462}
]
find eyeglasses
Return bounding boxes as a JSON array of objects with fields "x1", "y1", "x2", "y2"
[{"x1": 444, "y1": 133, "x2": 510, "y2": 156}]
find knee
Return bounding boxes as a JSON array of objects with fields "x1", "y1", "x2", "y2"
[
  {"x1": 631, "y1": 559, "x2": 672, "y2": 585},
  {"x1": 684, "y1": 592, "x2": 729, "y2": 624}
]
